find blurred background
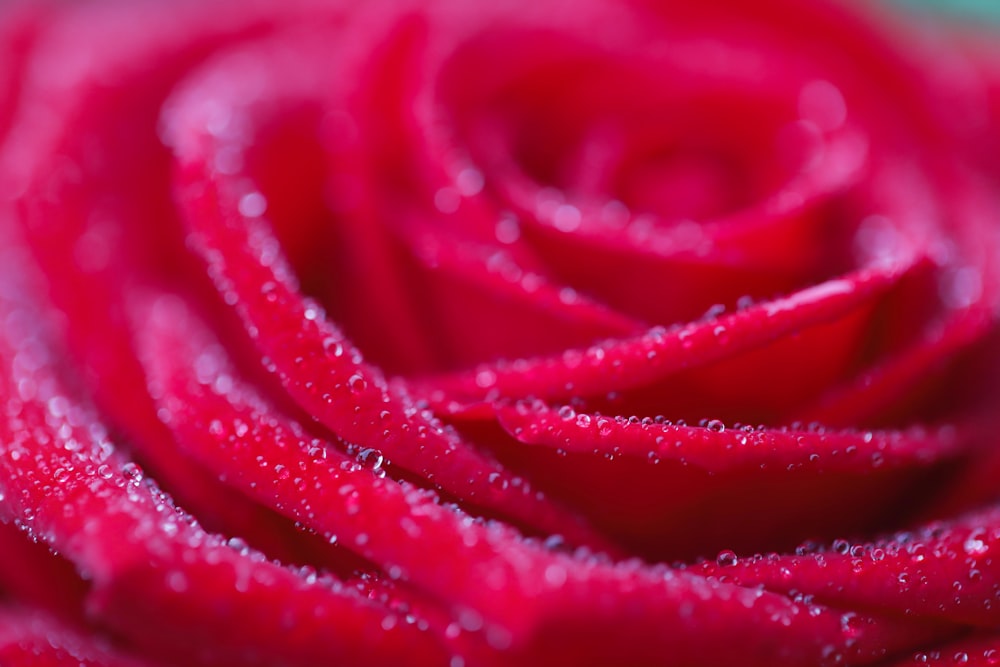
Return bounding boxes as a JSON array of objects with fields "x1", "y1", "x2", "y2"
[{"x1": 897, "y1": 0, "x2": 1000, "y2": 20}]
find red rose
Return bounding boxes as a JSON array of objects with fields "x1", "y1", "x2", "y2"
[{"x1": 1, "y1": 0, "x2": 1000, "y2": 664}]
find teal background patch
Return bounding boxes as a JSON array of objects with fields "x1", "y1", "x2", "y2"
[{"x1": 895, "y1": 0, "x2": 1000, "y2": 22}]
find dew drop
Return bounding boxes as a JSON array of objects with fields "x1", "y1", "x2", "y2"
[
  {"x1": 474, "y1": 369, "x2": 497, "y2": 389},
  {"x1": 553, "y1": 204, "x2": 581, "y2": 232},
  {"x1": 495, "y1": 214, "x2": 521, "y2": 244},
  {"x1": 963, "y1": 534, "x2": 988, "y2": 556},
  {"x1": 705, "y1": 419, "x2": 725, "y2": 433},
  {"x1": 798, "y1": 80, "x2": 847, "y2": 132},
  {"x1": 357, "y1": 447, "x2": 385, "y2": 475},
  {"x1": 122, "y1": 462, "x2": 144, "y2": 484},
  {"x1": 456, "y1": 167, "x2": 484, "y2": 196},
  {"x1": 434, "y1": 187, "x2": 461, "y2": 214},
  {"x1": 939, "y1": 266, "x2": 983, "y2": 310},
  {"x1": 840, "y1": 612, "x2": 862, "y2": 638},
  {"x1": 543, "y1": 563, "x2": 567, "y2": 587},
  {"x1": 323, "y1": 337, "x2": 344, "y2": 357},
  {"x1": 238, "y1": 191, "x2": 267, "y2": 218},
  {"x1": 716, "y1": 550, "x2": 738, "y2": 567}
]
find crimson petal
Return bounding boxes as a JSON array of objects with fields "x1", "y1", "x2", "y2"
[
  {"x1": 161, "y1": 47, "x2": 602, "y2": 544},
  {"x1": 0, "y1": 610, "x2": 146, "y2": 667},
  {"x1": 416, "y1": 263, "x2": 914, "y2": 406},
  {"x1": 0, "y1": 297, "x2": 449, "y2": 667}
]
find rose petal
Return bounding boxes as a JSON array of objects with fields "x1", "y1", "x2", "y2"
[
  {"x1": 695, "y1": 504, "x2": 1000, "y2": 628},
  {"x1": 884, "y1": 633, "x2": 1000, "y2": 666},
  {"x1": 0, "y1": 609, "x2": 146, "y2": 667},
  {"x1": 415, "y1": 262, "x2": 914, "y2": 406},
  {"x1": 1, "y1": 0, "x2": 355, "y2": 565},
  {"x1": 476, "y1": 400, "x2": 970, "y2": 559},
  {"x1": 161, "y1": 43, "x2": 610, "y2": 544},
  {"x1": 0, "y1": 297, "x2": 449, "y2": 667}
]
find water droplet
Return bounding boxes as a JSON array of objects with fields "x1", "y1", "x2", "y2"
[
  {"x1": 474, "y1": 369, "x2": 497, "y2": 389},
  {"x1": 964, "y1": 534, "x2": 988, "y2": 556},
  {"x1": 795, "y1": 540, "x2": 820, "y2": 556},
  {"x1": 458, "y1": 607, "x2": 484, "y2": 632},
  {"x1": 122, "y1": 462, "x2": 144, "y2": 484},
  {"x1": 543, "y1": 563, "x2": 567, "y2": 586},
  {"x1": 840, "y1": 612, "x2": 862, "y2": 638},
  {"x1": 798, "y1": 80, "x2": 847, "y2": 132},
  {"x1": 434, "y1": 187, "x2": 461, "y2": 214},
  {"x1": 455, "y1": 167, "x2": 484, "y2": 196},
  {"x1": 558, "y1": 287, "x2": 579, "y2": 304},
  {"x1": 557, "y1": 405, "x2": 576, "y2": 420},
  {"x1": 238, "y1": 191, "x2": 267, "y2": 218},
  {"x1": 348, "y1": 374, "x2": 368, "y2": 392},
  {"x1": 323, "y1": 337, "x2": 344, "y2": 357},
  {"x1": 716, "y1": 550, "x2": 738, "y2": 567},
  {"x1": 552, "y1": 204, "x2": 581, "y2": 232},
  {"x1": 939, "y1": 266, "x2": 983, "y2": 310},
  {"x1": 495, "y1": 214, "x2": 521, "y2": 244},
  {"x1": 357, "y1": 447, "x2": 385, "y2": 475},
  {"x1": 705, "y1": 419, "x2": 725, "y2": 433},
  {"x1": 166, "y1": 570, "x2": 189, "y2": 593},
  {"x1": 678, "y1": 330, "x2": 697, "y2": 350}
]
